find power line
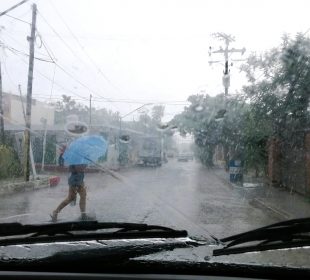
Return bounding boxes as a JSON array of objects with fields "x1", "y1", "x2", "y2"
[
  {"x1": 0, "y1": 0, "x2": 29, "y2": 17},
  {"x1": 1, "y1": 49, "x2": 189, "y2": 107},
  {"x1": 1, "y1": 55, "x2": 18, "y2": 88},
  {"x1": 4, "y1": 13, "x2": 30, "y2": 25},
  {"x1": 47, "y1": 0, "x2": 124, "y2": 97},
  {"x1": 38, "y1": 32, "x2": 56, "y2": 62},
  {"x1": 27, "y1": 30, "x2": 107, "y2": 103},
  {"x1": 0, "y1": 8, "x2": 117, "y2": 109},
  {"x1": 30, "y1": 94, "x2": 189, "y2": 105},
  {"x1": 1, "y1": 29, "x2": 188, "y2": 108},
  {"x1": 37, "y1": 8, "x2": 123, "y2": 110},
  {"x1": 53, "y1": 62, "x2": 111, "y2": 101},
  {"x1": 0, "y1": 41, "x2": 55, "y2": 63},
  {"x1": 35, "y1": 14, "x2": 118, "y2": 105},
  {"x1": 27, "y1": 91, "x2": 189, "y2": 104},
  {"x1": 37, "y1": 11, "x2": 100, "y2": 88},
  {"x1": 16, "y1": 55, "x2": 89, "y2": 101},
  {"x1": 47, "y1": 63, "x2": 56, "y2": 101},
  {"x1": 37, "y1": 11, "x2": 84, "y2": 64},
  {"x1": 4, "y1": 45, "x2": 105, "y2": 104},
  {"x1": 2, "y1": 30, "x2": 51, "y2": 59}
]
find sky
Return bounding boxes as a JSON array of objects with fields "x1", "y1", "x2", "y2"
[{"x1": 1, "y1": 0, "x2": 310, "y2": 122}]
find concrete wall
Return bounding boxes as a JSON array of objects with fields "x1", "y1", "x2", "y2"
[
  {"x1": 305, "y1": 133, "x2": 310, "y2": 196},
  {"x1": 268, "y1": 133, "x2": 310, "y2": 196},
  {"x1": 267, "y1": 138, "x2": 281, "y2": 187}
]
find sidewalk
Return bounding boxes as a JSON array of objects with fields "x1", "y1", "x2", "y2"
[
  {"x1": 213, "y1": 168, "x2": 310, "y2": 220},
  {"x1": 0, "y1": 175, "x2": 60, "y2": 196}
]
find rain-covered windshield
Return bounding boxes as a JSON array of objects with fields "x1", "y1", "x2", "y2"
[{"x1": 0, "y1": 0, "x2": 310, "y2": 267}]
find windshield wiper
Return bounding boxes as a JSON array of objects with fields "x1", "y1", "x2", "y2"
[
  {"x1": 213, "y1": 217, "x2": 310, "y2": 256},
  {"x1": 0, "y1": 221, "x2": 188, "y2": 246}
]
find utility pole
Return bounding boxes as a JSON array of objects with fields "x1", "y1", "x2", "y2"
[
  {"x1": 19, "y1": 85, "x2": 37, "y2": 179},
  {"x1": 23, "y1": 3, "x2": 37, "y2": 182},
  {"x1": 0, "y1": 63, "x2": 4, "y2": 144},
  {"x1": 41, "y1": 117, "x2": 47, "y2": 172},
  {"x1": 89, "y1": 94, "x2": 92, "y2": 127},
  {"x1": 208, "y1": 33, "x2": 245, "y2": 170},
  {"x1": 209, "y1": 33, "x2": 246, "y2": 107}
]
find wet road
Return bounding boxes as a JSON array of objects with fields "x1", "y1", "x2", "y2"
[{"x1": 0, "y1": 159, "x2": 277, "y2": 239}]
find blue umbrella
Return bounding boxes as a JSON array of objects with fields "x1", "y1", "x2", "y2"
[{"x1": 63, "y1": 135, "x2": 108, "y2": 166}]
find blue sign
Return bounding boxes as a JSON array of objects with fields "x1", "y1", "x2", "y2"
[{"x1": 229, "y1": 160, "x2": 243, "y2": 183}]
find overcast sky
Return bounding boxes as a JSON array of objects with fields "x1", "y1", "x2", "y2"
[{"x1": 1, "y1": 0, "x2": 310, "y2": 122}]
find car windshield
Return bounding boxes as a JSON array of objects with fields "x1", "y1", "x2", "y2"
[{"x1": 0, "y1": 0, "x2": 310, "y2": 269}]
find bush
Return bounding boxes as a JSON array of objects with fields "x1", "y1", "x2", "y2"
[{"x1": 0, "y1": 145, "x2": 22, "y2": 179}]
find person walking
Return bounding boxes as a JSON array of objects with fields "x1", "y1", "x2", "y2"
[
  {"x1": 58, "y1": 144, "x2": 67, "y2": 166},
  {"x1": 51, "y1": 164, "x2": 88, "y2": 222}
]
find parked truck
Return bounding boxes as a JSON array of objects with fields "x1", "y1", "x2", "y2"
[{"x1": 137, "y1": 136, "x2": 162, "y2": 166}]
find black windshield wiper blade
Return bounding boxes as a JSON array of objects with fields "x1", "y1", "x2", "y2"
[
  {"x1": 213, "y1": 217, "x2": 310, "y2": 256},
  {"x1": 0, "y1": 221, "x2": 188, "y2": 246},
  {"x1": 0, "y1": 221, "x2": 181, "y2": 236}
]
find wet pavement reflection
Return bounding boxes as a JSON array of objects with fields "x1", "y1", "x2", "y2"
[{"x1": 0, "y1": 160, "x2": 277, "y2": 239}]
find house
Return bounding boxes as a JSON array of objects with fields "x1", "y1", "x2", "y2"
[{"x1": 2, "y1": 92, "x2": 54, "y2": 127}]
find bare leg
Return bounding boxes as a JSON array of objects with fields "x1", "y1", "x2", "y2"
[
  {"x1": 51, "y1": 187, "x2": 76, "y2": 221},
  {"x1": 77, "y1": 186, "x2": 87, "y2": 214}
]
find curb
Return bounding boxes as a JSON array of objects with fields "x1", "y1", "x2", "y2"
[
  {"x1": 250, "y1": 198, "x2": 291, "y2": 220},
  {"x1": 213, "y1": 169, "x2": 293, "y2": 220},
  {"x1": 0, "y1": 176, "x2": 61, "y2": 196},
  {"x1": 35, "y1": 164, "x2": 120, "y2": 173}
]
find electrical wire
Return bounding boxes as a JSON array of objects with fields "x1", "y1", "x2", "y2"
[
  {"x1": 15, "y1": 55, "x2": 88, "y2": 101},
  {"x1": 35, "y1": 16, "x2": 118, "y2": 107},
  {"x1": 37, "y1": 11, "x2": 83, "y2": 64},
  {"x1": 53, "y1": 62, "x2": 111, "y2": 101},
  {"x1": 0, "y1": 0, "x2": 29, "y2": 17},
  {"x1": 0, "y1": 42, "x2": 55, "y2": 63},
  {"x1": 36, "y1": 9, "x2": 122, "y2": 109},
  {"x1": 35, "y1": 29, "x2": 57, "y2": 63},
  {"x1": 1, "y1": 10, "x2": 187, "y2": 112},
  {"x1": 1, "y1": 30, "x2": 52, "y2": 59},
  {"x1": 31, "y1": 96, "x2": 189, "y2": 105},
  {"x1": 2, "y1": 38, "x2": 180, "y2": 107},
  {"x1": 1, "y1": 55, "x2": 19, "y2": 88},
  {"x1": 47, "y1": 0, "x2": 124, "y2": 98},
  {"x1": 4, "y1": 14, "x2": 30, "y2": 25},
  {"x1": 35, "y1": 9, "x2": 186, "y2": 114}
]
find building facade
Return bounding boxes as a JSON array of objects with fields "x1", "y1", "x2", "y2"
[{"x1": 3, "y1": 92, "x2": 55, "y2": 126}]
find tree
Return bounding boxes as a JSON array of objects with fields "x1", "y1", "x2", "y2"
[
  {"x1": 172, "y1": 93, "x2": 247, "y2": 167},
  {"x1": 238, "y1": 34, "x2": 310, "y2": 176},
  {"x1": 53, "y1": 95, "x2": 88, "y2": 124},
  {"x1": 52, "y1": 95, "x2": 120, "y2": 126},
  {"x1": 172, "y1": 34, "x2": 310, "y2": 176}
]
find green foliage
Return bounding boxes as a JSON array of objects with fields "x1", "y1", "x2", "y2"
[
  {"x1": 44, "y1": 135, "x2": 57, "y2": 164},
  {"x1": 241, "y1": 34, "x2": 310, "y2": 172},
  {"x1": 172, "y1": 93, "x2": 247, "y2": 167},
  {"x1": 52, "y1": 95, "x2": 120, "y2": 126},
  {"x1": 0, "y1": 145, "x2": 22, "y2": 179},
  {"x1": 173, "y1": 34, "x2": 310, "y2": 174},
  {"x1": 241, "y1": 111, "x2": 270, "y2": 175}
]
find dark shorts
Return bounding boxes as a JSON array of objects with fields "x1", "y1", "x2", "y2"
[{"x1": 68, "y1": 172, "x2": 84, "y2": 188}]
